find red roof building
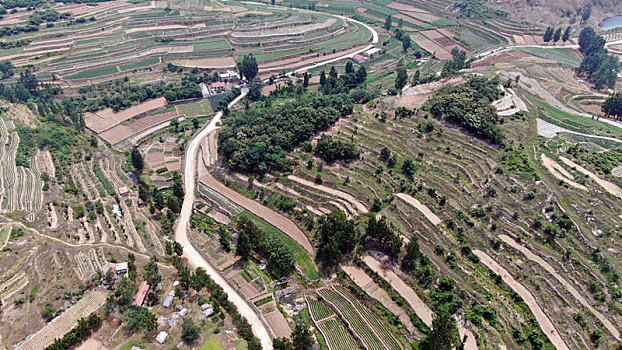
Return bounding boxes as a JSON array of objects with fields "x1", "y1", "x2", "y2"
[{"x1": 133, "y1": 281, "x2": 150, "y2": 307}]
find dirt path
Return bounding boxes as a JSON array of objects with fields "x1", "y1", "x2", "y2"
[
  {"x1": 200, "y1": 172, "x2": 314, "y2": 255},
  {"x1": 473, "y1": 250, "x2": 570, "y2": 350},
  {"x1": 287, "y1": 175, "x2": 368, "y2": 215},
  {"x1": 540, "y1": 154, "x2": 587, "y2": 190},
  {"x1": 559, "y1": 157, "x2": 622, "y2": 198},
  {"x1": 499, "y1": 234, "x2": 620, "y2": 340},
  {"x1": 395, "y1": 193, "x2": 441, "y2": 226},
  {"x1": 16, "y1": 289, "x2": 109, "y2": 350},
  {"x1": 342, "y1": 265, "x2": 415, "y2": 333}
]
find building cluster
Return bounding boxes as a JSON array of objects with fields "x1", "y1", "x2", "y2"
[{"x1": 352, "y1": 47, "x2": 382, "y2": 64}]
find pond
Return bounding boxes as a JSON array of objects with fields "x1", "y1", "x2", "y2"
[{"x1": 601, "y1": 15, "x2": 622, "y2": 30}]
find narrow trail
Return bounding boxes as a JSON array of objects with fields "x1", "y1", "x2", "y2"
[
  {"x1": 498, "y1": 234, "x2": 621, "y2": 340},
  {"x1": 473, "y1": 249, "x2": 571, "y2": 350}
]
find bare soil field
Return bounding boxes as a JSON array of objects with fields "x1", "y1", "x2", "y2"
[
  {"x1": 174, "y1": 56, "x2": 236, "y2": 68},
  {"x1": 473, "y1": 250, "x2": 570, "y2": 350},
  {"x1": 412, "y1": 33, "x2": 451, "y2": 60},
  {"x1": 362, "y1": 255, "x2": 434, "y2": 327},
  {"x1": 540, "y1": 154, "x2": 587, "y2": 190},
  {"x1": 264, "y1": 308, "x2": 292, "y2": 339},
  {"x1": 287, "y1": 175, "x2": 368, "y2": 215},
  {"x1": 342, "y1": 265, "x2": 415, "y2": 333},
  {"x1": 199, "y1": 172, "x2": 314, "y2": 255},
  {"x1": 559, "y1": 156, "x2": 622, "y2": 198},
  {"x1": 85, "y1": 97, "x2": 167, "y2": 133},
  {"x1": 395, "y1": 193, "x2": 441, "y2": 226},
  {"x1": 393, "y1": 13, "x2": 427, "y2": 27},
  {"x1": 386, "y1": 2, "x2": 429, "y2": 13}
]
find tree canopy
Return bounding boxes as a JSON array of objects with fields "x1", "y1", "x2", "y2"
[{"x1": 578, "y1": 27, "x2": 620, "y2": 90}]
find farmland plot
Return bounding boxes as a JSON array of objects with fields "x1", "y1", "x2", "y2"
[{"x1": 0, "y1": 118, "x2": 43, "y2": 213}]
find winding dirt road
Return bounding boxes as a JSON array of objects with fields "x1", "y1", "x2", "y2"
[{"x1": 173, "y1": 8, "x2": 379, "y2": 348}]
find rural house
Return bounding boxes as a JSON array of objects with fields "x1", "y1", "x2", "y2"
[
  {"x1": 352, "y1": 54, "x2": 367, "y2": 64},
  {"x1": 133, "y1": 281, "x2": 150, "y2": 307}
]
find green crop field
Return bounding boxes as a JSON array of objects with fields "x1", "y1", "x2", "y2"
[
  {"x1": 518, "y1": 47, "x2": 581, "y2": 66},
  {"x1": 120, "y1": 57, "x2": 160, "y2": 71},
  {"x1": 176, "y1": 99, "x2": 214, "y2": 117},
  {"x1": 64, "y1": 66, "x2": 119, "y2": 80},
  {"x1": 194, "y1": 40, "x2": 232, "y2": 51}
]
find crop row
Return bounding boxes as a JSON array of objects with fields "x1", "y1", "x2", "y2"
[
  {"x1": 317, "y1": 288, "x2": 385, "y2": 350},
  {"x1": 307, "y1": 296, "x2": 335, "y2": 321},
  {"x1": 318, "y1": 318, "x2": 361, "y2": 350},
  {"x1": 334, "y1": 285, "x2": 402, "y2": 350}
]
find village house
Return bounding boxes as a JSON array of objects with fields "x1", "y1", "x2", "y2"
[{"x1": 133, "y1": 280, "x2": 150, "y2": 307}]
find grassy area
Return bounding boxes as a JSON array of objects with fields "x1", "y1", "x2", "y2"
[
  {"x1": 198, "y1": 337, "x2": 222, "y2": 350},
  {"x1": 119, "y1": 338, "x2": 141, "y2": 350},
  {"x1": 529, "y1": 96, "x2": 622, "y2": 139},
  {"x1": 194, "y1": 40, "x2": 232, "y2": 51},
  {"x1": 120, "y1": 57, "x2": 160, "y2": 71},
  {"x1": 518, "y1": 47, "x2": 581, "y2": 67},
  {"x1": 64, "y1": 66, "x2": 119, "y2": 80},
  {"x1": 236, "y1": 211, "x2": 320, "y2": 280},
  {"x1": 176, "y1": 99, "x2": 214, "y2": 117}
]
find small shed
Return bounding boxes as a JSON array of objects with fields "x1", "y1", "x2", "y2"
[
  {"x1": 118, "y1": 186, "x2": 129, "y2": 197},
  {"x1": 163, "y1": 295, "x2": 174, "y2": 308},
  {"x1": 156, "y1": 331, "x2": 169, "y2": 344},
  {"x1": 352, "y1": 54, "x2": 367, "y2": 64},
  {"x1": 115, "y1": 262, "x2": 128, "y2": 275},
  {"x1": 363, "y1": 47, "x2": 382, "y2": 59},
  {"x1": 179, "y1": 308, "x2": 188, "y2": 317},
  {"x1": 202, "y1": 306, "x2": 214, "y2": 318}
]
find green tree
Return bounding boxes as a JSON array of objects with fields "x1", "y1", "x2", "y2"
[
  {"x1": 123, "y1": 307, "x2": 157, "y2": 332},
  {"x1": 303, "y1": 72, "x2": 309, "y2": 88},
  {"x1": 562, "y1": 26, "x2": 571, "y2": 42},
  {"x1": 402, "y1": 157, "x2": 417, "y2": 178},
  {"x1": 238, "y1": 54, "x2": 259, "y2": 81},
  {"x1": 419, "y1": 309, "x2": 460, "y2": 350},
  {"x1": 365, "y1": 216, "x2": 403, "y2": 258},
  {"x1": 181, "y1": 318, "x2": 201, "y2": 342},
  {"x1": 237, "y1": 231, "x2": 252, "y2": 260},
  {"x1": 248, "y1": 77, "x2": 264, "y2": 101},
  {"x1": 553, "y1": 27, "x2": 562, "y2": 42},
  {"x1": 319, "y1": 70, "x2": 326, "y2": 85},
  {"x1": 130, "y1": 148, "x2": 144, "y2": 173},
  {"x1": 395, "y1": 66, "x2": 408, "y2": 90},
  {"x1": 543, "y1": 26, "x2": 554, "y2": 42},
  {"x1": 274, "y1": 337, "x2": 294, "y2": 350},
  {"x1": 143, "y1": 256, "x2": 161, "y2": 287},
  {"x1": 402, "y1": 35, "x2": 411, "y2": 51},
  {"x1": 292, "y1": 323, "x2": 313, "y2": 350},
  {"x1": 384, "y1": 14, "x2": 392, "y2": 30},
  {"x1": 602, "y1": 92, "x2": 622, "y2": 119},
  {"x1": 402, "y1": 234, "x2": 422, "y2": 272},
  {"x1": 582, "y1": 4, "x2": 592, "y2": 22},
  {"x1": 345, "y1": 61, "x2": 354, "y2": 74},
  {"x1": 316, "y1": 210, "x2": 359, "y2": 267},
  {"x1": 329, "y1": 66, "x2": 338, "y2": 78}
]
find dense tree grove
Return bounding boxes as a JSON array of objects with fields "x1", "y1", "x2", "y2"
[
  {"x1": 365, "y1": 216, "x2": 403, "y2": 258},
  {"x1": 219, "y1": 93, "x2": 353, "y2": 174},
  {"x1": 314, "y1": 134, "x2": 359, "y2": 163},
  {"x1": 238, "y1": 54, "x2": 259, "y2": 81},
  {"x1": 425, "y1": 76, "x2": 504, "y2": 143},
  {"x1": 236, "y1": 216, "x2": 295, "y2": 275},
  {"x1": 316, "y1": 210, "x2": 359, "y2": 268},
  {"x1": 577, "y1": 27, "x2": 620, "y2": 89},
  {"x1": 441, "y1": 48, "x2": 469, "y2": 77},
  {"x1": 566, "y1": 144, "x2": 622, "y2": 175},
  {"x1": 602, "y1": 92, "x2": 622, "y2": 120},
  {"x1": 419, "y1": 309, "x2": 460, "y2": 350}
]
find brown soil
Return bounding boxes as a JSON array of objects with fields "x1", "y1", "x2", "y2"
[
  {"x1": 540, "y1": 154, "x2": 587, "y2": 191},
  {"x1": 499, "y1": 234, "x2": 621, "y2": 340},
  {"x1": 287, "y1": 175, "x2": 368, "y2": 215},
  {"x1": 85, "y1": 97, "x2": 167, "y2": 133},
  {"x1": 473, "y1": 250, "x2": 571, "y2": 350},
  {"x1": 395, "y1": 193, "x2": 441, "y2": 225},
  {"x1": 174, "y1": 57, "x2": 236, "y2": 69},
  {"x1": 559, "y1": 157, "x2": 622, "y2": 198},
  {"x1": 342, "y1": 264, "x2": 415, "y2": 333},
  {"x1": 199, "y1": 172, "x2": 314, "y2": 255}
]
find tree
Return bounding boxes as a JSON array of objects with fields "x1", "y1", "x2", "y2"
[
  {"x1": 345, "y1": 61, "x2": 354, "y2": 74},
  {"x1": 395, "y1": 66, "x2": 408, "y2": 91},
  {"x1": 181, "y1": 318, "x2": 201, "y2": 342},
  {"x1": 562, "y1": 26, "x2": 571, "y2": 43},
  {"x1": 553, "y1": 27, "x2": 562, "y2": 42},
  {"x1": 130, "y1": 148, "x2": 144, "y2": 173},
  {"x1": 602, "y1": 92, "x2": 622, "y2": 119},
  {"x1": 316, "y1": 210, "x2": 359, "y2": 266},
  {"x1": 238, "y1": 54, "x2": 259, "y2": 81},
  {"x1": 248, "y1": 77, "x2": 264, "y2": 101},
  {"x1": 0, "y1": 60, "x2": 14, "y2": 79},
  {"x1": 319, "y1": 70, "x2": 326, "y2": 85},
  {"x1": 143, "y1": 256, "x2": 161, "y2": 287},
  {"x1": 274, "y1": 337, "x2": 294, "y2": 350},
  {"x1": 271, "y1": 0, "x2": 275, "y2": 4},
  {"x1": 123, "y1": 307, "x2": 157, "y2": 332},
  {"x1": 329, "y1": 66, "x2": 338, "y2": 79},
  {"x1": 292, "y1": 323, "x2": 313, "y2": 350},
  {"x1": 402, "y1": 157, "x2": 417, "y2": 177},
  {"x1": 412, "y1": 69, "x2": 421, "y2": 85},
  {"x1": 402, "y1": 35, "x2": 411, "y2": 51},
  {"x1": 582, "y1": 4, "x2": 592, "y2": 22},
  {"x1": 543, "y1": 26, "x2": 554, "y2": 42},
  {"x1": 402, "y1": 234, "x2": 421, "y2": 272},
  {"x1": 237, "y1": 231, "x2": 252, "y2": 260},
  {"x1": 384, "y1": 14, "x2": 392, "y2": 30},
  {"x1": 365, "y1": 216, "x2": 403, "y2": 258},
  {"x1": 419, "y1": 309, "x2": 460, "y2": 350}
]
